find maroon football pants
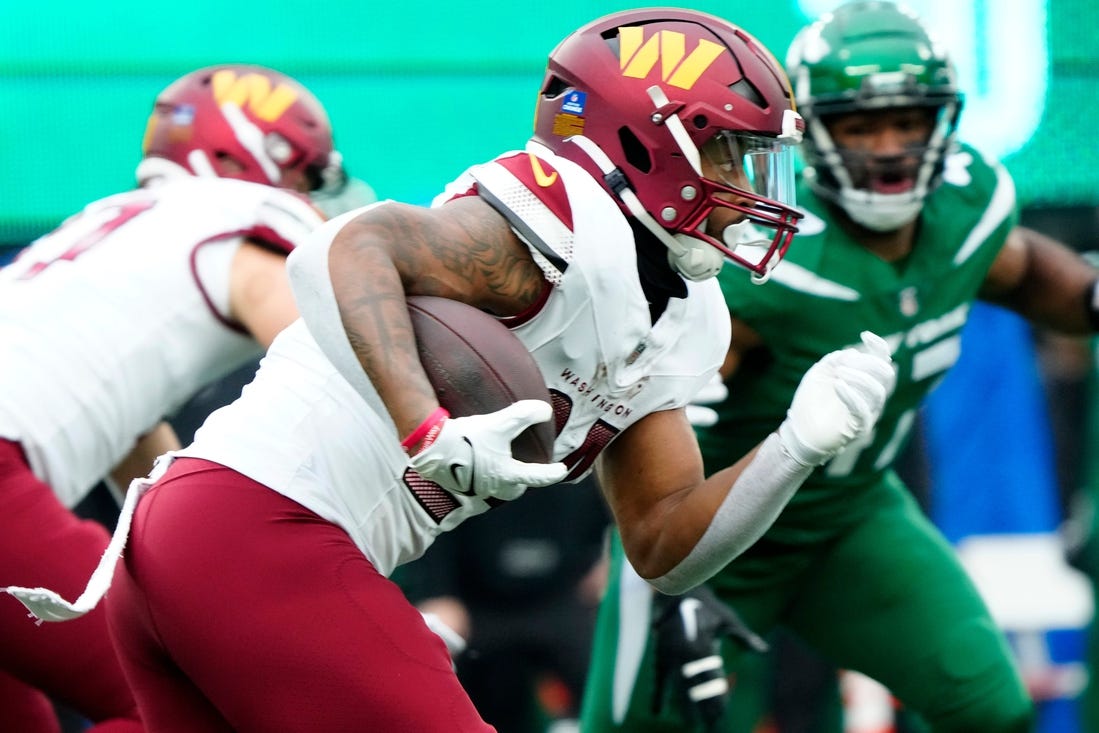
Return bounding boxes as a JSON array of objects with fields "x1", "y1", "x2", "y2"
[
  {"x1": 0, "y1": 439, "x2": 142, "y2": 732},
  {"x1": 106, "y1": 457, "x2": 494, "y2": 732}
]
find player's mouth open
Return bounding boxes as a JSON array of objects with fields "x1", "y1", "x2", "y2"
[{"x1": 870, "y1": 172, "x2": 915, "y2": 194}]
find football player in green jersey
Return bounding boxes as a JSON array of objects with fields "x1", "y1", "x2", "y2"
[{"x1": 579, "y1": 3, "x2": 1099, "y2": 732}]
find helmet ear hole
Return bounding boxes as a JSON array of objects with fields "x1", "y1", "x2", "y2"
[
  {"x1": 729, "y1": 79, "x2": 765, "y2": 107},
  {"x1": 212, "y1": 151, "x2": 248, "y2": 177},
  {"x1": 618, "y1": 127, "x2": 652, "y2": 173},
  {"x1": 541, "y1": 76, "x2": 571, "y2": 99}
]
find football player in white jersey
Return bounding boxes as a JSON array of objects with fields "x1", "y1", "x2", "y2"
[
  {"x1": 6, "y1": 10, "x2": 894, "y2": 733},
  {"x1": 0, "y1": 64, "x2": 341, "y2": 732}
]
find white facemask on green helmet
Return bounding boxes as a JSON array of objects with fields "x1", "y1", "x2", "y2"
[{"x1": 785, "y1": 1, "x2": 963, "y2": 231}]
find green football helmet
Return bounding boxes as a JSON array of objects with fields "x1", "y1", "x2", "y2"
[{"x1": 786, "y1": 1, "x2": 963, "y2": 230}]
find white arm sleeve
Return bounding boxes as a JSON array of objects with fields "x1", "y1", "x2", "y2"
[
  {"x1": 646, "y1": 432, "x2": 813, "y2": 595},
  {"x1": 285, "y1": 203, "x2": 395, "y2": 431}
]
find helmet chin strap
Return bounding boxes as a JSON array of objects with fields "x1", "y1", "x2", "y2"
[
  {"x1": 840, "y1": 189, "x2": 922, "y2": 231},
  {"x1": 638, "y1": 86, "x2": 725, "y2": 281},
  {"x1": 565, "y1": 134, "x2": 723, "y2": 282},
  {"x1": 646, "y1": 86, "x2": 702, "y2": 176},
  {"x1": 669, "y1": 234, "x2": 725, "y2": 281}
]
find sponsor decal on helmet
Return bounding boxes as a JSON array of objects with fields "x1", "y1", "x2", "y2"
[{"x1": 552, "y1": 113, "x2": 585, "y2": 137}]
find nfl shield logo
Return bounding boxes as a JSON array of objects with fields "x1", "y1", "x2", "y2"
[
  {"x1": 561, "y1": 91, "x2": 587, "y2": 115},
  {"x1": 899, "y1": 287, "x2": 919, "y2": 317},
  {"x1": 171, "y1": 104, "x2": 196, "y2": 125}
]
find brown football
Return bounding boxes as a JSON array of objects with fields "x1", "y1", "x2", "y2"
[{"x1": 407, "y1": 295, "x2": 555, "y2": 465}]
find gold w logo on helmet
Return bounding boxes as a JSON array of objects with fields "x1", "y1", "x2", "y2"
[
  {"x1": 618, "y1": 27, "x2": 725, "y2": 90},
  {"x1": 210, "y1": 70, "x2": 299, "y2": 123}
]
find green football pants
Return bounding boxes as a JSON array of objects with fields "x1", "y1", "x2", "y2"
[{"x1": 579, "y1": 488, "x2": 1034, "y2": 732}]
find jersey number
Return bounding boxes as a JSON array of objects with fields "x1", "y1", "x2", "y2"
[
  {"x1": 17, "y1": 200, "x2": 156, "y2": 280},
  {"x1": 824, "y1": 334, "x2": 961, "y2": 477},
  {"x1": 824, "y1": 408, "x2": 916, "y2": 477}
]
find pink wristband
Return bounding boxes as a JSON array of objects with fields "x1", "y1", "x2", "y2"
[{"x1": 401, "y1": 407, "x2": 450, "y2": 450}]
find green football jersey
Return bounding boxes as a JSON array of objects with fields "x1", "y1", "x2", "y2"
[{"x1": 697, "y1": 143, "x2": 1018, "y2": 542}]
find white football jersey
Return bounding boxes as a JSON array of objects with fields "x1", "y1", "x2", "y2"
[
  {"x1": 0, "y1": 176, "x2": 323, "y2": 507},
  {"x1": 182, "y1": 143, "x2": 730, "y2": 576}
]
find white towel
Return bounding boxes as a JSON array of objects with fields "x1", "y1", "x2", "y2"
[{"x1": 3, "y1": 454, "x2": 171, "y2": 622}]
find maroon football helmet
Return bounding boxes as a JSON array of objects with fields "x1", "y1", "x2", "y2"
[
  {"x1": 138, "y1": 64, "x2": 337, "y2": 192},
  {"x1": 533, "y1": 9, "x2": 803, "y2": 281}
]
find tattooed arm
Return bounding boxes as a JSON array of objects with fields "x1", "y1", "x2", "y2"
[{"x1": 316, "y1": 196, "x2": 549, "y2": 440}]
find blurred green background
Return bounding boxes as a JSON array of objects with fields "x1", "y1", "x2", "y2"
[{"x1": 2, "y1": 0, "x2": 1095, "y2": 246}]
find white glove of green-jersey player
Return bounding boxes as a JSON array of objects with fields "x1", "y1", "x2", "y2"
[{"x1": 778, "y1": 331, "x2": 896, "y2": 467}]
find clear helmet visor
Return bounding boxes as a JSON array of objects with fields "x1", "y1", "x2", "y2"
[
  {"x1": 680, "y1": 130, "x2": 801, "y2": 282},
  {"x1": 700, "y1": 130, "x2": 798, "y2": 209}
]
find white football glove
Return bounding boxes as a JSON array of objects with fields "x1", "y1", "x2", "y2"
[
  {"x1": 684, "y1": 373, "x2": 729, "y2": 428},
  {"x1": 777, "y1": 331, "x2": 896, "y2": 467},
  {"x1": 408, "y1": 400, "x2": 567, "y2": 502}
]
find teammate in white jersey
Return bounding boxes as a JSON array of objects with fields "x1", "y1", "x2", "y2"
[
  {"x1": 0, "y1": 64, "x2": 340, "y2": 732},
  {"x1": 6, "y1": 11, "x2": 894, "y2": 732}
]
